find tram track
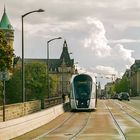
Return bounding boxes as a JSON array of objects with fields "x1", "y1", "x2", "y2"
[
  {"x1": 104, "y1": 101, "x2": 127, "y2": 140},
  {"x1": 115, "y1": 101, "x2": 140, "y2": 125},
  {"x1": 104, "y1": 100, "x2": 140, "y2": 140},
  {"x1": 32, "y1": 112, "x2": 74, "y2": 140},
  {"x1": 69, "y1": 112, "x2": 91, "y2": 140},
  {"x1": 33, "y1": 111, "x2": 91, "y2": 140}
]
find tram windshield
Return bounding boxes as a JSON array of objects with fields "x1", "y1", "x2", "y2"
[{"x1": 74, "y1": 75, "x2": 92, "y2": 100}]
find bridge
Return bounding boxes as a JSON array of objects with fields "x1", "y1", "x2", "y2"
[{"x1": 1, "y1": 98, "x2": 140, "y2": 140}]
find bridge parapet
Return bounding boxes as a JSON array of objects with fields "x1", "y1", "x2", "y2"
[
  {"x1": 0, "y1": 100, "x2": 41, "y2": 121},
  {"x1": 41, "y1": 97, "x2": 62, "y2": 109}
]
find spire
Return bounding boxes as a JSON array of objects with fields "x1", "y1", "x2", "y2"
[
  {"x1": 4, "y1": 5, "x2": 6, "y2": 13},
  {"x1": 59, "y1": 40, "x2": 74, "y2": 67},
  {"x1": 0, "y1": 6, "x2": 13, "y2": 30},
  {"x1": 60, "y1": 40, "x2": 71, "y2": 62},
  {"x1": 63, "y1": 40, "x2": 68, "y2": 48}
]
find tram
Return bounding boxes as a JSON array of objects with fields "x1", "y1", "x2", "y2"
[{"x1": 70, "y1": 73, "x2": 97, "y2": 110}]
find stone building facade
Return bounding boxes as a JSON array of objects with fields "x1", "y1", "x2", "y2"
[
  {"x1": 130, "y1": 60, "x2": 140, "y2": 96},
  {"x1": 21, "y1": 40, "x2": 75, "y2": 97},
  {"x1": 48, "y1": 40, "x2": 75, "y2": 96}
]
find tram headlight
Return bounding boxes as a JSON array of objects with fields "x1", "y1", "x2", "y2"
[
  {"x1": 76, "y1": 100, "x2": 78, "y2": 105},
  {"x1": 87, "y1": 100, "x2": 89, "y2": 105}
]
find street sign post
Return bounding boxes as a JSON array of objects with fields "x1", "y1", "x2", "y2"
[{"x1": 0, "y1": 71, "x2": 9, "y2": 121}]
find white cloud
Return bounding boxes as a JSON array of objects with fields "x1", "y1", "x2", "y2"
[
  {"x1": 111, "y1": 44, "x2": 135, "y2": 67},
  {"x1": 84, "y1": 17, "x2": 111, "y2": 57},
  {"x1": 109, "y1": 39, "x2": 140, "y2": 43},
  {"x1": 83, "y1": 17, "x2": 135, "y2": 69},
  {"x1": 92, "y1": 65, "x2": 118, "y2": 76}
]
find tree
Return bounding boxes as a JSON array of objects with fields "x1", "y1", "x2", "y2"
[
  {"x1": 0, "y1": 81, "x2": 3, "y2": 105},
  {"x1": 0, "y1": 30, "x2": 14, "y2": 104},
  {"x1": 25, "y1": 62, "x2": 48, "y2": 100},
  {"x1": 0, "y1": 30, "x2": 14, "y2": 71},
  {"x1": 114, "y1": 76, "x2": 129, "y2": 93},
  {"x1": 5, "y1": 68, "x2": 22, "y2": 104},
  {"x1": 5, "y1": 62, "x2": 48, "y2": 103},
  {"x1": 50, "y1": 75, "x2": 59, "y2": 97}
]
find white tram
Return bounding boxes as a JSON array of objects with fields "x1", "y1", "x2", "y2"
[{"x1": 70, "y1": 74, "x2": 97, "y2": 110}]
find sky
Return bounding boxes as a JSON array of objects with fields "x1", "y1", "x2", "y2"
[{"x1": 1, "y1": 0, "x2": 140, "y2": 88}]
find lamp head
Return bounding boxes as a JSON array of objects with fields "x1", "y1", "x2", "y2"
[{"x1": 37, "y1": 9, "x2": 45, "y2": 12}]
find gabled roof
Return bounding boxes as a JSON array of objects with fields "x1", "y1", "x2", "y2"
[{"x1": 0, "y1": 7, "x2": 13, "y2": 30}]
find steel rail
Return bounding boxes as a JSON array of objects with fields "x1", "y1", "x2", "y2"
[
  {"x1": 69, "y1": 112, "x2": 91, "y2": 140},
  {"x1": 104, "y1": 101, "x2": 127, "y2": 140},
  {"x1": 116, "y1": 101, "x2": 140, "y2": 115},
  {"x1": 114, "y1": 101, "x2": 140, "y2": 125},
  {"x1": 32, "y1": 112, "x2": 74, "y2": 140}
]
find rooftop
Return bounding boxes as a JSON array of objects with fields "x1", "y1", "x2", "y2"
[{"x1": 0, "y1": 7, "x2": 13, "y2": 30}]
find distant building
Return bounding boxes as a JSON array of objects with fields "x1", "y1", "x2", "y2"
[
  {"x1": 104, "y1": 82, "x2": 114, "y2": 98},
  {"x1": 15, "y1": 40, "x2": 75, "y2": 96},
  {"x1": 130, "y1": 60, "x2": 140, "y2": 96}
]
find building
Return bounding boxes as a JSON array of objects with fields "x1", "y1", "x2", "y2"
[
  {"x1": 47, "y1": 40, "x2": 75, "y2": 96},
  {"x1": 0, "y1": 7, "x2": 14, "y2": 51},
  {"x1": 130, "y1": 60, "x2": 140, "y2": 96},
  {"x1": 15, "y1": 40, "x2": 75, "y2": 97},
  {"x1": 0, "y1": 7, "x2": 14, "y2": 79},
  {"x1": 104, "y1": 82, "x2": 114, "y2": 98}
]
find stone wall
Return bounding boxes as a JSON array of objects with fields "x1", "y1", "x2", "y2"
[{"x1": 0, "y1": 100, "x2": 41, "y2": 121}]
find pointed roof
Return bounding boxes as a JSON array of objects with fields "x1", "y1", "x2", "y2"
[
  {"x1": 0, "y1": 6, "x2": 13, "y2": 30},
  {"x1": 59, "y1": 40, "x2": 73, "y2": 67},
  {"x1": 60, "y1": 40, "x2": 70, "y2": 61}
]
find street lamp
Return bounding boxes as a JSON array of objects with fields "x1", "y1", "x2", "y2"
[
  {"x1": 21, "y1": 9, "x2": 44, "y2": 102},
  {"x1": 95, "y1": 76, "x2": 98, "y2": 107},
  {"x1": 47, "y1": 37, "x2": 62, "y2": 98}
]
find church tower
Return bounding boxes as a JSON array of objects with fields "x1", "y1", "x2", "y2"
[{"x1": 0, "y1": 7, "x2": 14, "y2": 49}]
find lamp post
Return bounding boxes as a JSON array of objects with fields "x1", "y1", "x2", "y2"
[
  {"x1": 0, "y1": 71, "x2": 9, "y2": 121},
  {"x1": 47, "y1": 37, "x2": 62, "y2": 98},
  {"x1": 21, "y1": 9, "x2": 44, "y2": 102}
]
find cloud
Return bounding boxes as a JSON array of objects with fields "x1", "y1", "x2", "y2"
[
  {"x1": 83, "y1": 17, "x2": 135, "y2": 69},
  {"x1": 111, "y1": 44, "x2": 135, "y2": 66},
  {"x1": 109, "y1": 39, "x2": 140, "y2": 43},
  {"x1": 84, "y1": 17, "x2": 111, "y2": 57},
  {"x1": 91, "y1": 65, "x2": 118, "y2": 76}
]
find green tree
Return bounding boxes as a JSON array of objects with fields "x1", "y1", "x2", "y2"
[
  {"x1": 115, "y1": 76, "x2": 129, "y2": 93},
  {"x1": 0, "y1": 30, "x2": 14, "y2": 104},
  {"x1": 0, "y1": 30, "x2": 14, "y2": 71},
  {"x1": 0, "y1": 81, "x2": 3, "y2": 105},
  {"x1": 5, "y1": 68, "x2": 22, "y2": 104},
  {"x1": 25, "y1": 62, "x2": 47, "y2": 100},
  {"x1": 5, "y1": 62, "x2": 60, "y2": 103},
  {"x1": 50, "y1": 75, "x2": 59, "y2": 97},
  {"x1": 6, "y1": 62, "x2": 48, "y2": 103}
]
